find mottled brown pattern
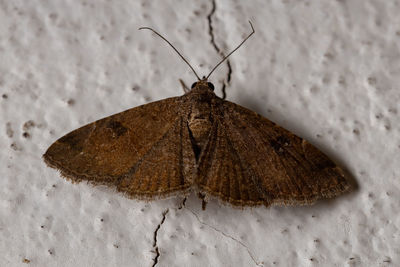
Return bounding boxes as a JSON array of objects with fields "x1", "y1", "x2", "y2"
[{"x1": 43, "y1": 80, "x2": 350, "y2": 207}]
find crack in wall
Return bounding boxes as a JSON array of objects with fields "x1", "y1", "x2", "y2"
[
  {"x1": 207, "y1": 0, "x2": 232, "y2": 99},
  {"x1": 186, "y1": 208, "x2": 264, "y2": 266},
  {"x1": 151, "y1": 209, "x2": 169, "y2": 267}
]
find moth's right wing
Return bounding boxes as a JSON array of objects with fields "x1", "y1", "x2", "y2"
[
  {"x1": 196, "y1": 99, "x2": 350, "y2": 207},
  {"x1": 43, "y1": 97, "x2": 196, "y2": 199}
]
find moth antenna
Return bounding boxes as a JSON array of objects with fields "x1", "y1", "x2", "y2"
[
  {"x1": 206, "y1": 21, "x2": 255, "y2": 80},
  {"x1": 139, "y1": 27, "x2": 201, "y2": 81}
]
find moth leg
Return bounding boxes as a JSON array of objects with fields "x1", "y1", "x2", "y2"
[
  {"x1": 202, "y1": 199, "x2": 207, "y2": 210},
  {"x1": 179, "y1": 79, "x2": 190, "y2": 93},
  {"x1": 198, "y1": 192, "x2": 208, "y2": 210},
  {"x1": 221, "y1": 83, "x2": 227, "y2": 100},
  {"x1": 178, "y1": 197, "x2": 187, "y2": 209}
]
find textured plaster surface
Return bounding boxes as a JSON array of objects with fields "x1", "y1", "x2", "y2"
[{"x1": 1, "y1": 0, "x2": 399, "y2": 266}]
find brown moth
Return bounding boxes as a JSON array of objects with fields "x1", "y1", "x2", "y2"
[{"x1": 43, "y1": 22, "x2": 350, "y2": 208}]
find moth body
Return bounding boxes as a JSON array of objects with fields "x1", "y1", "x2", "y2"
[{"x1": 186, "y1": 81, "x2": 216, "y2": 159}]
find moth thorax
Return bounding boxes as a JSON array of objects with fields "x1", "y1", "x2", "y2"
[{"x1": 188, "y1": 104, "x2": 212, "y2": 148}]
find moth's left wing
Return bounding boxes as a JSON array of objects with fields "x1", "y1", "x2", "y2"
[{"x1": 43, "y1": 97, "x2": 196, "y2": 199}]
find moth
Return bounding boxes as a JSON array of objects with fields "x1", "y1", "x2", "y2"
[{"x1": 43, "y1": 22, "x2": 350, "y2": 208}]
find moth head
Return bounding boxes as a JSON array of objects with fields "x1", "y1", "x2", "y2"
[{"x1": 191, "y1": 80, "x2": 215, "y2": 91}]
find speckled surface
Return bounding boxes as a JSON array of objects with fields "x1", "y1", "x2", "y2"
[{"x1": 1, "y1": 0, "x2": 399, "y2": 266}]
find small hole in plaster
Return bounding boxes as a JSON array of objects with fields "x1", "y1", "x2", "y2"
[
  {"x1": 367, "y1": 77, "x2": 377, "y2": 86},
  {"x1": 310, "y1": 85, "x2": 319, "y2": 94},
  {"x1": 132, "y1": 85, "x2": 140, "y2": 92},
  {"x1": 67, "y1": 99, "x2": 75, "y2": 106},
  {"x1": 23, "y1": 120, "x2": 35, "y2": 131}
]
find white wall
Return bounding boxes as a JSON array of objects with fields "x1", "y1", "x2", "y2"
[{"x1": 1, "y1": 0, "x2": 399, "y2": 266}]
